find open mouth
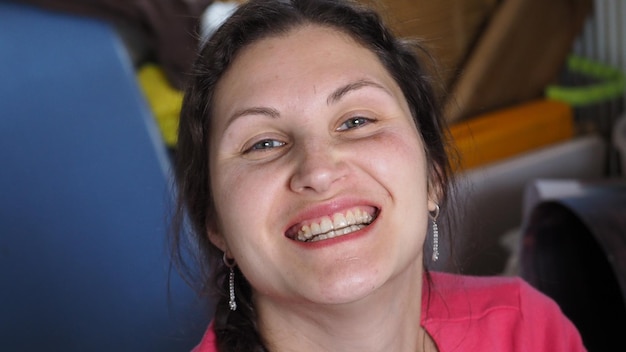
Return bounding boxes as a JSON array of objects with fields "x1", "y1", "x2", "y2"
[{"x1": 286, "y1": 207, "x2": 379, "y2": 243}]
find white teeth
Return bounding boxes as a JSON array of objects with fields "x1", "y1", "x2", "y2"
[
  {"x1": 320, "y1": 217, "x2": 333, "y2": 234},
  {"x1": 311, "y1": 222, "x2": 321, "y2": 235},
  {"x1": 299, "y1": 224, "x2": 312, "y2": 241},
  {"x1": 295, "y1": 208, "x2": 374, "y2": 242},
  {"x1": 333, "y1": 213, "x2": 348, "y2": 229},
  {"x1": 345, "y1": 210, "x2": 355, "y2": 224}
]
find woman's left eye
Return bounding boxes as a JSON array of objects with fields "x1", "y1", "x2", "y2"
[
  {"x1": 244, "y1": 139, "x2": 286, "y2": 154},
  {"x1": 337, "y1": 116, "x2": 373, "y2": 131}
]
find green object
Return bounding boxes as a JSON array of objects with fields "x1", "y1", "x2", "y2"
[{"x1": 546, "y1": 55, "x2": 626, "y2": 107}]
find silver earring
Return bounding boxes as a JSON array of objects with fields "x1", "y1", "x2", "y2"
[
  {"x1": 429, "y1": 204, "x2": 440, "y2": 262},
  {"x1": 223, "y1": 253, "x2": 237, "y2": 311}
]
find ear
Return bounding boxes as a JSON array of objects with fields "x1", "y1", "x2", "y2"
[
  {"x1": 207, "y1": 228, "x2": 230, "y2": 255},
  {"x1": 427, "y1": 197, "x2": 439, "y2": 213},
  {"x1": 427, "y1": 171, "x2": 443, "y2": 212}
]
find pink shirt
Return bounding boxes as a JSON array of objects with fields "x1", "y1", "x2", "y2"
[{"x1": 193, "y1": 272, "x2": 586, "y2": 351}]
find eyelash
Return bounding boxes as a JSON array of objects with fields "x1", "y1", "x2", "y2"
[
  {"x1": 241, "y1": 115, "x2": 375, "y2": 154},
  {"x1": 337, "y1": 116, "x2": 374, "y2": 131},
  {"x1": 244, "y1": 139, "x2": 286, "y2": 153}
]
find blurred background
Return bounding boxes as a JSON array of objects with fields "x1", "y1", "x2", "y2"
[{"x1": 1, "y1": 0, "x2": 625, "y2": 350}]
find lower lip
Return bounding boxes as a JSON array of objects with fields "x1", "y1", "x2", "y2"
[{"x1": 291, "y1": 217, "x2": 378, "y2": 249}]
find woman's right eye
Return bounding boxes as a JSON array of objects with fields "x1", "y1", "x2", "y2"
[
  {"x1": 336, "y1": 116, "x2": 374, "y2": 131},
  {"x1": 244, "y1": 139, "x2": 286, "y2": 153}
]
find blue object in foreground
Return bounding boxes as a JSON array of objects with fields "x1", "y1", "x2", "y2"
[{"x1": 0, "y1": 3, "x2": 210, "y2": 350}]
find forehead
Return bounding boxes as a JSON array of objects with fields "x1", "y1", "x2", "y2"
[
  {"x1": 219, "y1": 24, "x2": 382, "y2": 86},
  {"x1": 211, "y1": 24, "x2": 404, "y2": 123}
]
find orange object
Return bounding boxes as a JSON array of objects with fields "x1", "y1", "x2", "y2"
[{"x1": 449, "y1": 99, "x2": 574, "y2": 171}]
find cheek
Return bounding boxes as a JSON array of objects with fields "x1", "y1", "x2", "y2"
[
  {"x1": 365, "y1": 130, "x2": 430, "y2": 221},
  {"x1": 212, "y1": 166, "x2": 249, "y2": 220},
  {"x1": 211, "y1": 162, "x2": 284, "y2": 233},
  {"x1": 363, "y1": 129, "x2": 428, "y2": 184}
]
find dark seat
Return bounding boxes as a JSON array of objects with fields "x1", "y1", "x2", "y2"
[
  {"x1": 521, "y1": 181, "x2": 626, "y2": 351},
  {"x1": 0, "y1": 3, "x2": 209, "y2": 350}
]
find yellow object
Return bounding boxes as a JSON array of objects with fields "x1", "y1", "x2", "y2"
[
  {"x1": 450, "y1": 99, "x2": 574, "y2": 171},
  {"x1": 137, "y1": 64, "x2": 183, "y2": 147}
]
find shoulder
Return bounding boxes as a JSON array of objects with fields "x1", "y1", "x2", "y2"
[
  {"x1": 423, "y1": 271, "x2": 547, "y2": 315},
  {"x1": 422, "y1": 272, "x2": 586, "y2": 351},
  {"x1": 191, "y1": 321, "x2": 218, "y2": 352}
]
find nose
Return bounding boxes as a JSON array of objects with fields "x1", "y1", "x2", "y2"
[{"x1": 289, "y1": 142, "x2": 348, "y2": 194}]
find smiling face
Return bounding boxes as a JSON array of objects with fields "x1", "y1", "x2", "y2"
[{"x1": 208, "y1": 25, "x2": 437, "y2": 307}]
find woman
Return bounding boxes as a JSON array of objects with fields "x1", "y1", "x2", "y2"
[{"x1": 172, "y1": 0, "x2": 586, "y2": 350}]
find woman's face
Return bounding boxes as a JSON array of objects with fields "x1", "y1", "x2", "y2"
[{"x1": 209, "y1": 25, "x2": 437, "y2": 306}]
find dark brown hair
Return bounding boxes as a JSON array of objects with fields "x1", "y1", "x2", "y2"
[{"x1": 171, "y1": 0, "x2": 454, "y2": 350}]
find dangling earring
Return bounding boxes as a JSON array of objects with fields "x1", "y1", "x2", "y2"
[
  {"x1": 429, "y1": 204, "x2": 440, "y2": 262},
  {"x1": 223, "y1": 253, "x2": 237, "y2": 311}
]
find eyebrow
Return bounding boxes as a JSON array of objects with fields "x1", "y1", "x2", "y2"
[
  {"x1": 326, "y1": 79, "x2": 391, "y2": 105},
  {"x1": 226, "y1": 106, "x2": 281, "y2": 127},
  {"x1": 224, "y1": 79, "x2": 390, "y2": 129}
]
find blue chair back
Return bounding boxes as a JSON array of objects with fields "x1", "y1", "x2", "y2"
[{"x1": 0, "y1": 3, "x2": 210, "y2": 350}]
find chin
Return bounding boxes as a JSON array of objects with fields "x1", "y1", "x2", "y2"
[{"x1": 308, "y1": 270, "x2": 387, "y2": 305}]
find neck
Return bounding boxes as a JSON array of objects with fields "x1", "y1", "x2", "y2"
[{"x1": 255, "y1": 262, "x2": 432, "y2": 352}]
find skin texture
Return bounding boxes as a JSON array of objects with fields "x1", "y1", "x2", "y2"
[{"x1": 208, "y1": 25, "x2": 438, "y2": 351}]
